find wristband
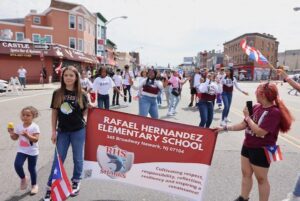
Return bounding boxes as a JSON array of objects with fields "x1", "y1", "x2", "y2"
[{"x1": 223, "y1": 125, "x2": 228, "y2": 132}]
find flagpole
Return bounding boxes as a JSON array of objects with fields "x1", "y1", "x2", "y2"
[{"x1": 267, "y1": 61, "x2": 277, "y2": 81}]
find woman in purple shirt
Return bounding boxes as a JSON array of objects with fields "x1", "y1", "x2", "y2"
[{"x1": 217, "y1": 82, "x2": 293, "y2": 201}]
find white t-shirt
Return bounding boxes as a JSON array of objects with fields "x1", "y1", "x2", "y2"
[
  {"x1": 123, "y1": 71, "x2": 134, "y2": 85},
  {"x1": 112, "y1": 74, "x2": 123, "y2": 87},
  {"x1": 193, "y1": 73, "x2": 202, "y2": 88},
  {"x1": 93, "y1": 76, "x2": 115, "y2": 95},
  {"x1": 15, "y1": 122, "x2": 40, "y2": 156},
  {"x1": 80, "y1": 78, "x2": 93, "y2": 89},
  {"x1": 18, "y1": 68, "x2": 27, "y2": 78}
]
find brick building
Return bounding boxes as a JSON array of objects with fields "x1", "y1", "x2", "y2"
[
  {"x1": 0, "y1": 0, "x2": 101, "y2": 83},
  {"x1": 223, "y1": 33, "x2": 279, "y2": 80}
]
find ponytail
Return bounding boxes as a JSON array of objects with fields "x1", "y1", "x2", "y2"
[{"x1": 275, "y1": 97, "x2": 293, "y2": 133}]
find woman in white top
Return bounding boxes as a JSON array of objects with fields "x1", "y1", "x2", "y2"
[
  {"x1": 221, "y1": 68, "x2": 248, "y2": 126},
  {"x1": 80, "y1": 71, "x2": 93, "y2": 92},
  {"x1": 93, "y1": 67, "x2": 121, "y2": 109},
  {"x1": 138, "y1": 69, "x2": 163, "y2": 119},
  {"x1": 197, "y1": 73, "x2": 222, "y2": 128}
]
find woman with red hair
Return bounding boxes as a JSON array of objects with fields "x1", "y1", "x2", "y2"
[{"x1": 216, "y1": 82, "x2": 293, "y2": 201}]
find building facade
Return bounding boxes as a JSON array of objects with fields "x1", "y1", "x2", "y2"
[
  {"x1": 278, "y1": 50, "x2": 300, "y2": 72},
  {"x1": 0, "y1": 0, "x2": 100, "y2": 82},
  {"x1": 223, "y1": 33, "x2": 279, "y2": 80}
]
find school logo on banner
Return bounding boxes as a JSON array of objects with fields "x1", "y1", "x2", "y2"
[{"x1": 97, "y1": 145, "x2": 134, "y2": 178}]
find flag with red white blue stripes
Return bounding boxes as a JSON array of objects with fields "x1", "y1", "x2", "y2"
[
  {"x1": 263, "y1": 145, "x2": 283, "y2": 164},
  {"x1": 240, "y1": 38, "x2": 268, "y2": 65},
  {"x1": 51, "y1": 151, "x2": 72, "y2": 201}
]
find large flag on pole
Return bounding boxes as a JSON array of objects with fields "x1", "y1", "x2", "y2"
[
  {"x1": 240, "y1": 38, "x2": 268, "y2": 65},
  {"x1": 51, "y1": 151, "x2": 72, "y2": 201}
]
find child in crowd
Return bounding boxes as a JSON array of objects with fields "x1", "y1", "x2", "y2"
[{"x1": 8, "y1": 106, "x2": 40, "y2": 195}]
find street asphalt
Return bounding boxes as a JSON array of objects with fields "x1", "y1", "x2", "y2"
[{"x1": 1, "y1": 81, "x2": 300, "y2": 201}]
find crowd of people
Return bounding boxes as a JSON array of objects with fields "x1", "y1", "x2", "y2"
[{"x1": 6, "y1": 64, "x2": 300, "y2": 201}]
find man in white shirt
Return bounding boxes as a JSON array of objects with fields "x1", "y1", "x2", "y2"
[
  {"x1": 122, "y1": 65, "x2": 134, "y2": 103},
  {"x1": 112, "y1": 69, "x2": 123, "y2": 105},
  {"x1": 18, "y1": 66, "x2": 27, "y2": 88}
]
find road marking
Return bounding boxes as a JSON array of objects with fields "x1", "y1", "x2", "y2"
[
  {"x1": 230, "y1": 106, "x2": 300, "y2": 149},
  {"x1": 0, "y1": 92, "x2": 52, "y2": 103}
]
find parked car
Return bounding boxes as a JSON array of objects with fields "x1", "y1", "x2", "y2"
[{"x1": 0, "y1": 79, "x2": 8, "y2": 93}]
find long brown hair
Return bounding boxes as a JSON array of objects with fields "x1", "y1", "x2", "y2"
[
  {"x1": 261, "y1": 82, "x2": 293, "y2": 133},
  {"x1": 52, "y1": 66, "x2": 85, "y2": 109}
]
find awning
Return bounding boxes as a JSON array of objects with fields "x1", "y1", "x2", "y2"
[{"x1": 0, "y1": 40, "x2": 99, "y2": 64}]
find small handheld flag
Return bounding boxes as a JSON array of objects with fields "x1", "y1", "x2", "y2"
[
  {"x1": 51, "y1": 151, "x2": 72, "y2": 201},
  {"x1": 240, "y1": 38, "x2": 268, "y2": 65},
  {"x1": 263, "y1": 145, "x2": 283, "y2": 164}
]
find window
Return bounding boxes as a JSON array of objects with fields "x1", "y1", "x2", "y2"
[
  {"x1": 33, "y1": 16, "x2": 41, "y2": 24},
  {"x1": 16, "y1": 32, "x2": 24, "y2": 41},
  {"x1": 44, "y1": 35, "x2": 52, "y2": 43},
  {"x1": 78, "y1": 39, "x2": 83, "y2": 51},
  {"x1": 78, "y1": 16, "x2": 83, "y2": 31},
  {"x1": 69, "y1": 37, "x2": 76, "y2": 49},
  {"x1": 32, "y1": 34, "x2": 40, "y2": 43},
  {"x1": 69, "y1": 15, "x2": 76, "y2": 29},
  {"x1": 101, "y1": 26, "x2": 106, "y2": 39},
  {"x1": 97, "y1": 25, "x2": 101, "y2": 37}
]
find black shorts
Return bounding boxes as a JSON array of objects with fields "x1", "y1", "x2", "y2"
[
  {"x1": 191, "y1": 87, "x2": 197, "y2": 95},
  {"x1": 241, "y1": 145, "x2": 270, "y2": 168}
]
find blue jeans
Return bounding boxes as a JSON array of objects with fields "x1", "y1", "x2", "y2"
[
  {"x1": 18, "y1": 77, "x2": 26, "y2": 87},
  {"x1": 222, "y1": 92, "x2": 233, "y2": 120},
  {"x1": 139, "y1": 95, "x2": 159, "y2": 119},
  {"x1": 14, "y1": 152, "x2": 38, "y2": 185},
  {"x1": 293, "y1": 174, "x2": 300, "y2": 196},
  {"x1": 98, "y1": 94, "x2": 109, "y2": 109},
  {"x1": 168, "y1": 88, "x2": 180, "y2": 113},
  {"x1": 47, "y1": 128, "x2": 86, "y2": 186},
  {"x1": 157, "y1": 91, "x2": 162, "y2": 105},
  {"x1": 123, "y1": 85, "x2": 132, "y2": 103},
  {"x1": 198, "y1": 100, "x2": 214, "y2": 128}
]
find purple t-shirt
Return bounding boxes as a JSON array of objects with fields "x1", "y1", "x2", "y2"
[{"x1": 244, "y1": 104, "x2": 281, "y2": 148}]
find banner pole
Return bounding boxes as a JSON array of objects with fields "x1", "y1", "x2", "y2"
[{"x1": 267, "y1": 61, "x2": 276, "y2": 81}]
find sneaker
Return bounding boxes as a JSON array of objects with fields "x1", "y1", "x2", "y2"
[
  {"x1": 20, "y1": 176, "x2": 28, "y2": 190},
  {"x1": 124, "y1": 97, "x2": 127, "y2": 102},
  {"x1": 188, "y1": 102, "x2": 193, "y2": 107},
  {"x1": 225, "y1": 117, "x2": 231, "y2": 123},
  {"x1": 70, "y1": 181, "x2": 80, "y2": 197},
  {"x1": 30, "y1": 185, "x2": 38, "y2": 195},
  {"x1": 167, "y1": 111, "x2": 175, "y2": 116},
  {"x1": 234, "y1": 196, "x2": 249, "y2": 201},
  {"x1": 220, "y1": 120, "x2": 227, "y2": 126},
  {"x1": 282, "y1": 193, "x2": 300, "y2": 201},
  {"x1": 43, "y1": 189, "x2": 51, "y2": 201}
]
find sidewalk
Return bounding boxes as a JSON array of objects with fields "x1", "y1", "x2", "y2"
[{"x1": 24, "y1": 82, "x2": 60, "y2": 91}]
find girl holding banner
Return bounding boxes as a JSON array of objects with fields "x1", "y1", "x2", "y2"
[
  {"x1": 44, "y1": 66, "x2": 88, "y2": 200},
  {"x1": 216, "y1": 82, "x2": 293, "y2": 201}
]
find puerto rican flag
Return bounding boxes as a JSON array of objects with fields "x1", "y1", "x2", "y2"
[
  {"x1": 55, "y1": 62, "x2": 63, "y2": 75},
  {"x1": 51, "y1": 151, "x2": 72, "y2": 201},
  {"x1": 263, "y1": 145, "x2": 283, "y2": 164},
  {"x1": 240, "y1": 38, "x2": 268, "y2": 65}
]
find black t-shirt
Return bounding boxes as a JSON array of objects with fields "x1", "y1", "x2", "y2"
[{"x1": 50, "y1": 89, "x2": 88, "y2": 132}]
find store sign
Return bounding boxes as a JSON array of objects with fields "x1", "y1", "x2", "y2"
[{"x1": 34, "y1": 44, "x2": 51, "y2": 50}]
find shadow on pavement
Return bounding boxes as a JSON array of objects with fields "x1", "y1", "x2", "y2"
[
  {"x1": 4, "y1": 191, "x2": 30, "y2": 201},
  {"x1": 181, "y1": 107, "x2": 198, "y2": 112},
  {"x1": 160, "y1": 115, "x2": 178, "y2": 120}
]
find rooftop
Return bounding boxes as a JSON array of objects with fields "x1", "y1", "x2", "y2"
[
  {"x1": 224, "y1": 33, "x2": 277, "y2": 45},
  {"x1": 50, "y1": 0, "x2": 80, "y2": 10},
  {"x1": 0, "y1": 18, "x2": 24, "y2": 24}
]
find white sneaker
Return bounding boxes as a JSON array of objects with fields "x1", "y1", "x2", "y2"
[
  {"x1": 282, "y1": 193, "x2": 300, "y2": 201},
  {"x1": 220, "y1": 120, "x2": 227, "y2": 126},
  {"x1": 225, "y1": 117, "x2": 231, "y2": 123}
]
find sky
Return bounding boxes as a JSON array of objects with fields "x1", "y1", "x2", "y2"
[{"x1": 0, "y1": 0, "x2": 299, "y2": 66}]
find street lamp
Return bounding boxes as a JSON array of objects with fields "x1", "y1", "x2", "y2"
[{"x1": 103, "y1": 16, "x2": 128, "y2": 66}]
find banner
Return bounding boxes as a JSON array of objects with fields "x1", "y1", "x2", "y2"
[{"x1": 83, "y1": 109, "x2": 217, "y2": 201}]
